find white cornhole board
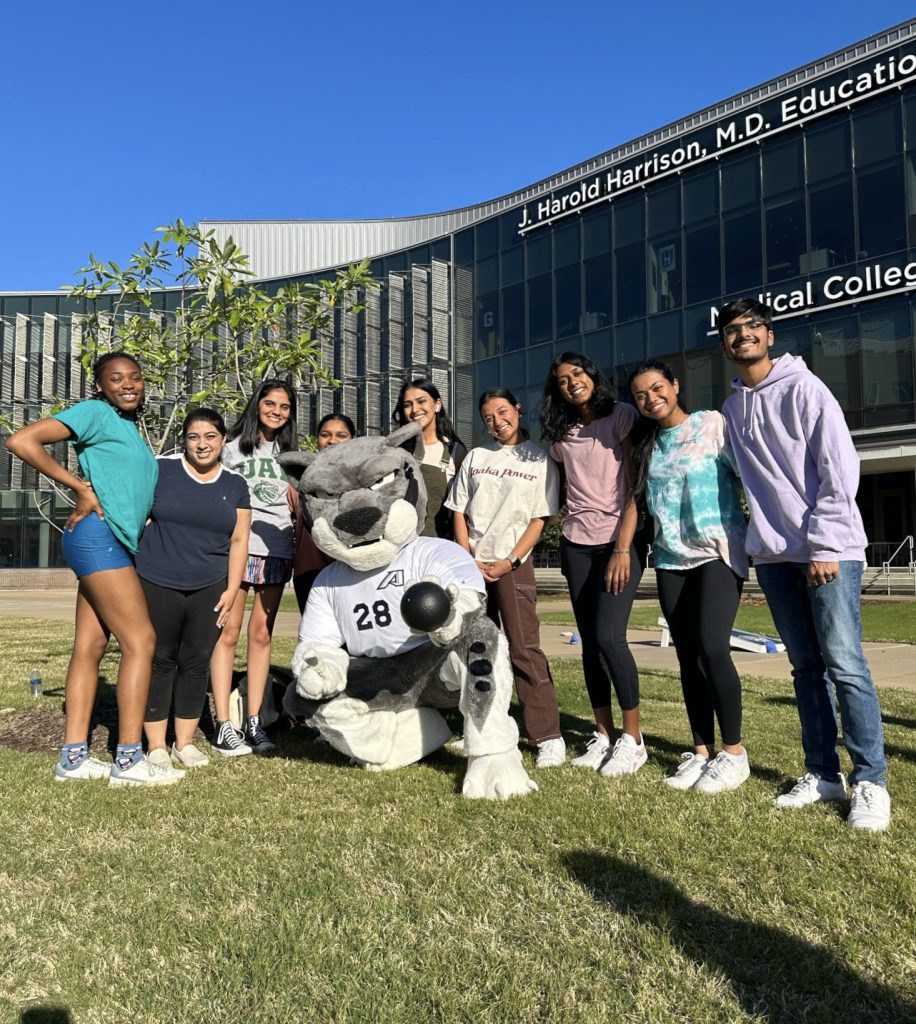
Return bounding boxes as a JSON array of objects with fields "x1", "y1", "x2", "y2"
[{"x1": 657, "y1": 617, "x2": 786, "y2": 654}]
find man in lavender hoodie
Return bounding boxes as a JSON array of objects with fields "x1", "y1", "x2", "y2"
[{"x1": 718, "y1": 298, "x2": 890, "y2": 832}]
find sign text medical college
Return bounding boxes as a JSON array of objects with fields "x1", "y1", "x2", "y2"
[{"x1": 517, "y1": 50, "x2": 916, "y2": 234}]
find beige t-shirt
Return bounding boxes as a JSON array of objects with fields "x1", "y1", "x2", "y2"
[{"x1": 446, "y1": 440, "x2": 559, "y2": 562}]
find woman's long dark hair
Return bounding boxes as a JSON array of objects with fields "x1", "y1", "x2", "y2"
[
  {"x1": 392, "y1": 377, "x2": 463, "y2": 449},
  {"x1": 478, "y1": 386, "x2": 528, "y2": 442},
  {"x1": 539, "y1": 351, "x2": 616, "y2": 444},
  {"x1": 628, "y1": 360, "x2": 689, "y2": 500},
  {"x1": 227, "y1": 379, "x2": 298, "y2": 456}
]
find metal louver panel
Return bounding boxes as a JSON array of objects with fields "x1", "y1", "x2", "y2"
[
  {"x1": 388, "y1": 274, "x2": 405, "y2": 370},
  {"x1": 454, "y1": 265, "x2": 474, "y2": 364},
  {"x1": 365, "y1": 289, "x2": 381, "y2": 375},
  {"x1": 431, "y1": 259, "x2": 451, "y2": 362},
  {"x1": 364, "y1": 380, "x2": 381, "y2": 435},
  {"x1": 411, "y1": 266, "x2": 429, "y2": 366}
]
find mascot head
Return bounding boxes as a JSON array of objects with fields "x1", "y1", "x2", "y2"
[{"x1": 278, "y1": 423, "x2": 428, "y2": 572}]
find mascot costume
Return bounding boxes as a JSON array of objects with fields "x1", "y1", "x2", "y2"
[{"x1": 278, "y1": 424, "x2": 536, "y2": 800}]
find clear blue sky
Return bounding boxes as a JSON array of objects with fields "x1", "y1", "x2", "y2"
[{"x1": 1, "y1": 1, "x2": 913, "y2": 292}]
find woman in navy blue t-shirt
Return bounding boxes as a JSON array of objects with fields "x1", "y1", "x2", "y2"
[{"x1": 136, "y1": 409, "x2": 251, "y2": 768}]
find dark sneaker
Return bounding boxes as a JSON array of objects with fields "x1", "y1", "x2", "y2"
[
  {"x1": 212, "y1": 721, "x2": 252, "y2": 757},
  {"x1": 244, "y1": 716, "x2": 276, "y2": 755}
]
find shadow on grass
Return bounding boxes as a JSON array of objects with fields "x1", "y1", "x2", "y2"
[
  {"x1": 564, "y1": 851, "x2": 914, "y2": 1023},
  {"x1": 20, "y1": 1007, "x2": 73, "y2": 1023}
]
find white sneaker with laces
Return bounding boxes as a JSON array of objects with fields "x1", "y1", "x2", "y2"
[
  {"x1": 535, "y1": 737, "x2": 566, "y2": 769},
  {"x1": 663, "y1": 752, "x2": 710, "y2": 790},
  {"x1": 774, "y1": 772, "x2": 847, "y2": 809},
  {"x1": 171, "y1": 742, "x2": 210, "y2": 768},
  {"x1": 693, "y1": 750, "x2": 750, "y2": 794},
  {"x1": 571, "y1": 732, "x2": 610, "y2": 770},
  {"x1": 599, "y1": 733, "x2": 648, "y2": 777},
  {"x1": 847, "y1": 781, "x2": 891, "y2": 832},
  {"x1": 54, "y1": 755, "x2": 111, "y2": 782},
  {"x1": 108, "y1": 754, "x2": 184, "y2": 787},
  {"x1": 147, "y1": 747, "x2": 185, "y2": 776}
]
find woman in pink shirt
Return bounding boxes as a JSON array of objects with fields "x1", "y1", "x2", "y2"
[{"x1": 540, "y1": 352, "x2": 647, "y2": 778}]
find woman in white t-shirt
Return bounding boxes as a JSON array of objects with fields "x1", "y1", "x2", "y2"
[
  {"x1": 392, "y1": 378, "x2": 465, "y2": 539},
  {"x1": 447, "y1": 387, "x2": 565, "y2": 768}
]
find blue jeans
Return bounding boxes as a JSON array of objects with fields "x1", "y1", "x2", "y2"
[{"x1": 756, "y1": 560, "x2": 887, "y2": 786}]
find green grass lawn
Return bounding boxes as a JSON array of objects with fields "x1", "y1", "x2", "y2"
[{"x1": 1, "y1": 617, "x2": 914, "y2": 1024}]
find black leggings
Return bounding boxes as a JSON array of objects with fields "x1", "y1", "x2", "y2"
[
  {"x1": 141, "y1": 578, "x2": 225, "y2": 722},
  {"x1": 656, "y1": 559, "x2": 744, "y2": 747},
  {"x1": 560, "y1": 537, "x2": 646, "y2": 711}
]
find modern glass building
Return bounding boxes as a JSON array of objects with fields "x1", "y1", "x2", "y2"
[{"x1": 2, "y1": 19, "x2": 916, "y2": 570}]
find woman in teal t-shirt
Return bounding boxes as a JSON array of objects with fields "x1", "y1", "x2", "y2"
[{"x1": 6, "y1": 351, "x2": 181, "y2": 787}]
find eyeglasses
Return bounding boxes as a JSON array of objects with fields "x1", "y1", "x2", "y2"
[{"x1": 722, "y1": 318, "x2": 768, "y2": 339}]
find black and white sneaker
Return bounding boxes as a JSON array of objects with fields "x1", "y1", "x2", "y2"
[
  {"x1": 244, "y1": 715, "x2": 277, "y2": 755},
  {"x1": 212, "y1": 720, "x2": 252, "y2": 757}
]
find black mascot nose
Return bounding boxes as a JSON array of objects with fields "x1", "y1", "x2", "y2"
[{"x1": 334, "y1": 506, "x2": 383, "y2": 537}]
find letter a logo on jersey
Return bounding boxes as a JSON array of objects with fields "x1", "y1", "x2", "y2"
[{"x1": 377, "y1": 569, "x2": 405, "y2": 590}]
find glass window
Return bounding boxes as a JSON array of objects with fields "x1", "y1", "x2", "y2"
[
  {"x1": 502, "y1": 283, "x2": 526, "y2": 352},
  {"x1": 860, "y1": 303, "x2": 914, "y2": 423},
  {"x1": 431, "y1": 237, "x2": 450, "y2": 261},
  {"x1": 615, "y1": 319, "x2": 646, "y2": 365},
  {"x1": 722, "y1": 153, "x2": 760, "y2": 211},
  {"x1": 526, "y1": 233, "x2": 550, "y2": 278},
  {"x1": 476, "y1": 219, "x2": 499, "y2": 260},
  {"x1": 854, "y1": 99, "x2": 903, "y2": 168},
  {"x1": 580, "y1": 329, "x2": 612, "y2": 376},
  {"x1": 763, "y1": 138, "x2": 803, "y2": 197},
  {"x1": 614, "y1": 195, "x2": 644, "y2": 246},
  {"x1": 685, "y1": 222, "x2": 721, "y2": 303},
  {"x1": 809, "y1": 182, "x2": 855, "y2": 267},
  {"x1": 500, "y1": 210, "x2": 523, "y2": 250},
  {"x1": 499, "y1": 350, "x2": 525, "y2": 393},
  {"x1": 806, "y1": 119, "x2": 851, "y2": 184},
  {"x1": 582, "y1": 207, "x2": 611, "y2": 257},
  {"x1": 724, "y1": 209, "x2": 762, "y2": 294},
  {"x1": 583, "y1": 254, "x2": 612, "y2": 332},
  {"x1": 501, "y1": 246, "x2": 524, "y2": 286},
  {"x1": 647, "y1": 183, "x2": 680, "y2": 236},
  {"x1": 476, "y1": 292, "x2": 499, "y2": 358},
  {"x1": 686, "y1": 348, "x2": 725, "y2": 410},
  {"x1": 527, "y1": 274, "x2": 553, "y2": 345},
  {"x1": 683, "y1": 169, "x2": 718, "y2": 224},
  {"x1": 811, "y1": 314, "x2": 861, "y2": 411},
  {"x1": 455, "y1": 229, "x2": 474, "y2": 266},
  {"x1": 476, "y1": 256, "x2": 498, "y2": 295},
  {"x1": 527, "y1": 343, "x2": 555, "y2": 393},
  {"x1": 648, "y1": 311, "x2": 682, "y2": 357},
  {"x1": 858, "y1": 166, "x2": 907, "y2": 257},
  {"x1": 408, "y1": 245, "x2": 430, "y2": 267},
  {"x1": 553, "y1": 222, "x2": 580, "y2": 268},
  {"x1": 473, "y1": 357, "x2": 500, "y2": 408},
  {"x1": 765, "y1": 195, "x2": 806, "y2": 282},
  {"x1": 648, "y1": 237, "x2": 681, "y2": 312},
  {"x1": 615, "y1": 241, "x2": 646, "y2": 322},
  {"x1": 555, "y1": 265, "x2": 581, "y2": 338},
  {"x1": 684, "y1": 303, "x2": 716, "y2": 351}
]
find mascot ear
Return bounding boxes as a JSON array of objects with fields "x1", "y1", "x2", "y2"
[
  {"x1": 388, "y1": 422, "x2": 425, "y2": 462},
  {"x1": 277, "y1": 450, "x2": 317, "y2": 483}
]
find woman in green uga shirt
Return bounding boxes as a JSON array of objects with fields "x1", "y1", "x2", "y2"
[{"x1": 6, "y1": 351, "x2": 181, "y2": 787}]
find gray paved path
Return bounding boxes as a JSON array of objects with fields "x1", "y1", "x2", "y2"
[{"x1": 3, "y1": 590, "x2": 913, "y2": 693}]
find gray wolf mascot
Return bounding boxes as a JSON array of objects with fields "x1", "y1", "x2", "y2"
[{"x1": 278, "y1": 424, "x2": 536, "y2": 800}]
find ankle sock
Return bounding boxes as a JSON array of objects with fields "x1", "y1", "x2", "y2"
[
  {"x1": 60, "y1": 742, "x2": 88, "y2": 769},
  {"x1": 115, "y1": 744, "x2": 143, "y2": 769}
]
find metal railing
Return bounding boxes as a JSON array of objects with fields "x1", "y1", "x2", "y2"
[{"x1": 879, "y1": 536, "x2": 915, "y2": 596}]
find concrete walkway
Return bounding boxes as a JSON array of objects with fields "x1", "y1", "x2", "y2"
[{"x1": 3, "y1": 590, "x2": 914, "y2": 694}]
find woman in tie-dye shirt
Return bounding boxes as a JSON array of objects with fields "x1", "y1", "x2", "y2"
[{"x1": 629, "y1": 360, "x2": 750, "y2": 796}]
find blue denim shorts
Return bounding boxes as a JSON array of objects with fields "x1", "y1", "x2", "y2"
[{"x1": 62, "y1": 513, "x2": 134, "y2": 578}]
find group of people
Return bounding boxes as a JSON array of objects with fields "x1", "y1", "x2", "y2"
[{"x1": 5, "y1": 296, "x2": 892, "y2": 829}]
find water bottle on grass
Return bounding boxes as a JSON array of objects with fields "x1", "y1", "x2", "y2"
[{"x1": 29, "y1": 667, "x2": 42, "y2": 698}]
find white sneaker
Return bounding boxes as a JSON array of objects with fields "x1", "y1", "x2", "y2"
[
  {"x1": 147, "y1": 747, "x2": 179, "y2": 772},
  {"x1": 663, "y1": 752, "x2": 710, "y2": 790},
  {"x1": 847, "y1": 781, "x2": 891, "y2": 832},
  {"x1": 774, "y1": 772, "x2": 847, "y2": 809},
  {"x1": 109, "y1": 755, "x2": 185, "y2": 787},
  {"x1": 171, "y1": 742, "x2": 210, "y2": 768},
  {"x1": 571, "y1": 732, "x2": 610, "y2": 770},
  {"x1": 693, "y1": 750, "x2": 750, "y2": 794},
  {"x1": 599, "y1": 733, "x2": 648, "y2": 777},
  {"x1": 54, "y1": 755, "x2": 111, "y2": 782},
  {"x1": 535, "y1": 737, "x2": 566, "y2": 769}
]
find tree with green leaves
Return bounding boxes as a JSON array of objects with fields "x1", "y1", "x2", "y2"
[{"x1": 66, "y1": 218, "x2": 375, "y2": 453}]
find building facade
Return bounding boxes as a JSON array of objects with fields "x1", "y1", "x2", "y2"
[{"x1": 2, "y1": 20, "x2": 916, "y2": 569}]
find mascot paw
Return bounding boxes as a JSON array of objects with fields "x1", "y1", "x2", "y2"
[
  {"x1": 292, "y1": 641, "x2": 350, "y2": 700},
  {"x1": 462, "y1": 750, "x2": 538, "y2": 800},
  {"x1": 429, "y1": 583, "x2": 484, "y2": 648}
]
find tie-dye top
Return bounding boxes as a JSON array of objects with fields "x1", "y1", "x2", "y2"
[{"x1": 645, "y1": 410, "x2": 748, "y2": 578}]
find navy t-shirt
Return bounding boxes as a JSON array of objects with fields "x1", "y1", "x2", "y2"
[{"x1": 136, "y1": 456, "x2": 251, "y2": 590}]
